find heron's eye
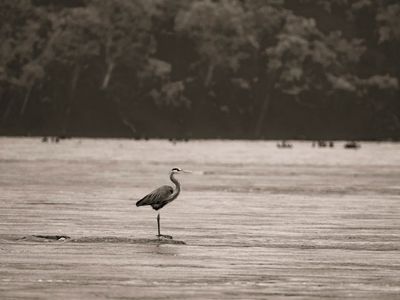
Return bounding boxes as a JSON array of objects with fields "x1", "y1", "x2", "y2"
[{"x1": 172, "y1": 168, "x2": 179, "y2": 172}]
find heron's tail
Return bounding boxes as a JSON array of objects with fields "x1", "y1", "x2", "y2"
[{"x1": 136, "y1": 198, "x2": 147, "y2": 207}]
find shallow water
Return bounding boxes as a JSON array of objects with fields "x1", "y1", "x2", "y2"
[{"x1": 0, "y1": 138, "x2": 399, "y2": 299}]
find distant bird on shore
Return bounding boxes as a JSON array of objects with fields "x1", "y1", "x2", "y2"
[{"x1": 136, "y1": 167, "x2": 190, "y2": 239}]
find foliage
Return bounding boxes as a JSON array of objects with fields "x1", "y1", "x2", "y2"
[
  {"x1": 0, "y1": 0, "x2": 399, "y2": 139},
  {"x1": 0, "y1": 1, "x2": 48, "y2": 88},
  {"x1": 376, "y1": 3, "x2": 400, "y2": 42}
]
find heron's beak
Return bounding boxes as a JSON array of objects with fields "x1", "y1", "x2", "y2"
[{"x1": 182, "y1": 170, "x2": 192, "y2": 174}]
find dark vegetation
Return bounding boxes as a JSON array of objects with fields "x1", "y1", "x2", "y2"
[{"x1": 0, "y1": 0, "x2": 399, "y2": 139}]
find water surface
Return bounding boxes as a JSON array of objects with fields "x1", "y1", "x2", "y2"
[{"x1": 0, "y1": 138, "x2": 399, "y2": 299}]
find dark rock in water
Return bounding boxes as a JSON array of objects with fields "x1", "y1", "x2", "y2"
[
  {"x1": 277, "y1": 140, "x2": 293, "y2": 148},
  {"x1": 33, "y1": 235, "x2": 70, "y2": 240},
  {"x1": 344, "y1": 141, "x2": 361, "y2": 149},
  {"x1": 15, "y1": 235, "x2": 71, "y2": 242}
]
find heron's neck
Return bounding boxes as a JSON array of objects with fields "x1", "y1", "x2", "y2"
[{"x1": 170, "y1": 172, "x2": 181, "y2": 195}]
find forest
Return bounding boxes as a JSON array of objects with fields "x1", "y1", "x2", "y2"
[{"x1": 0, "y1": 0, "x2": 399, "y2": 140}]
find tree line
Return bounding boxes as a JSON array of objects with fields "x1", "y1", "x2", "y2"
[{"x1": 1, "y1": 0, "x2": 399, "y2": 139}]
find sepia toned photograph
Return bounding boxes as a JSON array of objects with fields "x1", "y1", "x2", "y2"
[{"x1": 1, "y1": 0, "x2": 399, "y2": 299}]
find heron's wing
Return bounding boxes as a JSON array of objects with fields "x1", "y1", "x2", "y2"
[{"x1": 136, "y1": 185, "x2": 173, "y2": 207}]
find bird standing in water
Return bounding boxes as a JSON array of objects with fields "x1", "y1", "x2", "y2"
[{"x1": 136, "y1": 167, "x2": 189, "y2": 239}]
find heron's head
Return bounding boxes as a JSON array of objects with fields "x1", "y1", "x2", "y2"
[{"x1": 170, "y1": 167, "x2": 190, "y2": 174}]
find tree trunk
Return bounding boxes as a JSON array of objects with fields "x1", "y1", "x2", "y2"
[
  {"x1": 62, "y1": 64, "x2": 81, "y2": 135},
  {"x1": 2, "y1": 98, "x2": 14, "y2": 123},
  {"x1": 121, "y1": 116, "x2": 137, "y2": 136},
  {"x1": 101, "y1": 61, "x2": 115, "y2": 90},
  {"x1": 254, "y1": 91, "x2": 272, "y2": 138},
  {"x1": 254, "y1": 73, "x2": 277, "y2": 138},
  {"x1": 1, "y1": 88, "x2": 12, "y2": 123},
  {"x1": 20, "y1": 84, "x2": 34, "y2": 116},
  {"x1": 204, "y1": 64, "x2": 215, "y2": 87}
]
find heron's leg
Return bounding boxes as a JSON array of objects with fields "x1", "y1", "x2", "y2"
[
  {"x1": 157, "y1": 213, "x2": 161, "y2": 236},
  {"x1": 156, "y1": 213, "x2": 173, "y2": 239}
]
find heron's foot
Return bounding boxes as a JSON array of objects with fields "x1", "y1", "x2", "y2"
[{"x1": 157, "y1": 234, "x2": 173, "y2": 240}]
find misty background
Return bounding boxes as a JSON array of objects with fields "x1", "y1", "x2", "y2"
[{"x1": 0, "y1": 0, "x2": 399, "y2": 140}]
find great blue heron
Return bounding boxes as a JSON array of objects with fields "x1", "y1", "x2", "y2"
[{"x1": 136, "y1": 167, "x2": 189, "y2": 239}]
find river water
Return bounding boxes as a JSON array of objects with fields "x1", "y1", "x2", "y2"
[{"x1": 0, "y1": 138, "x2": 399, "y2": 299}]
